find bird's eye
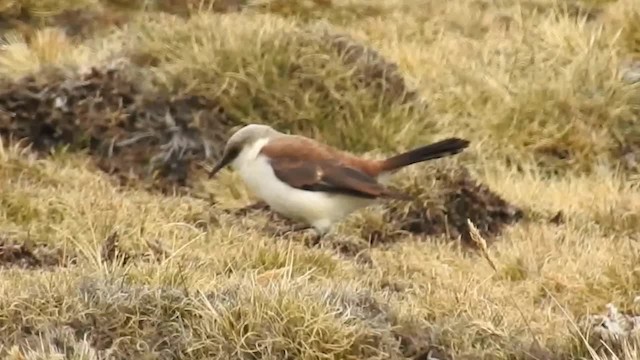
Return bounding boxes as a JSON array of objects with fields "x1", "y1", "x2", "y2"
[{"x1": 227, "y1": 145, "x2": 240, "y2": 159}]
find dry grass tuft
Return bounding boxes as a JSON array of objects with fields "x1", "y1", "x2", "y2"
[
  {"x1": 0, "y1": 27, "x2": 81, "y2": 76},
  {"x1": 0, "y1": 25, "x2": 126, "y2": 79},
  {"x1": 0, "y1": 274, "x2": 456, "y2": 359},
  {"x1": 341, "y1": 0, "x2": 640, "y2": 174},
  {"x1": 604, "y1": 0, "x2": 640, "y2": 56},
  {"x1": 1, "y1": 0, "x2": 640, "y2": 359},
  {"x1": 245, "y1": 0, "x2": 386, "y2": 24},
  {"x1": 0, "y1": 0, "x2": 129, "y2": 44},
  {"x1": 102, "y1": 0, "x2": 246, "y2": 16},
  {"x1": 127, "y1": 12, "x2": 432, "y2": 153}
]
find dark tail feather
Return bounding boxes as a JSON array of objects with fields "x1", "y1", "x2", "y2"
[{"x1": 381, "y1": 137, "x2": 470, "y2": 172}]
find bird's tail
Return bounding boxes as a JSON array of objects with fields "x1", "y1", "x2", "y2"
[{"x1": 380, "y1": 137, "x2": 470, "y2": 172}]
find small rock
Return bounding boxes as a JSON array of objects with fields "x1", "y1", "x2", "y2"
[{"x1": 583, "y1": 302, "x2": 640, "y2": 355}]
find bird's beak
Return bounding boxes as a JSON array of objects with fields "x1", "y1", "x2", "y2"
[{"x1": 209, "y1": 149, "x2": 237, "y2": 178}]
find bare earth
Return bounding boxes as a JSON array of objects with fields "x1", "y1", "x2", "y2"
[{"x1": 0, "y1": 0, "x2": 639, "y2": 359}]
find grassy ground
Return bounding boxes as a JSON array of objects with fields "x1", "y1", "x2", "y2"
[{"x1": 1, "y1": 0, "x2": 639, "y2": 359}]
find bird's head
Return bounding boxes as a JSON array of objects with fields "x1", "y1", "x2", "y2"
[{"x1": 209, "y1": 123, "x2": 280, "y2": 177}]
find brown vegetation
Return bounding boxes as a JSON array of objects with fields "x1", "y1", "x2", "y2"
[{"x1": 0, "y1": 66, "x2": 238, "y2": 193}]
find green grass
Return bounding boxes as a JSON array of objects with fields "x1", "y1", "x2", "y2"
[{"x1": 1, "y1": 0, "x2": 640, "y2": 359}]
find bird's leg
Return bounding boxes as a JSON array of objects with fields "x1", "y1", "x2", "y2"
[
  {"x1": 307, "y1": 232, "x2": 324, "y2": 247},
  {"x1": 283, "y1": 223, "x2": 313, "y2": 235}
]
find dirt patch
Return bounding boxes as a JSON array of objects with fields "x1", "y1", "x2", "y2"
[
  {"x1": 0, "y1": 66, "x2": 239, "y2": 194},
  {"x1": 0, "y1": 234, "x2": 76, "y2": 269},
  {"x1": 380, "y1": 166, "x2": 524, "y2": 247}
]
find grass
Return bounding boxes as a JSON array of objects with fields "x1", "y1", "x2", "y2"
[{"x1": 1, "y1": 0, "x2": 640, "y2": 359}]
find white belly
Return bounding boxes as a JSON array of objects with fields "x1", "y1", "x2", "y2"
[{"x1": 232, "y1": 143, "x2": 375, "y2": 234}]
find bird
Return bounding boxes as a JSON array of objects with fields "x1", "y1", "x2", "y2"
[{"x1": 208, "y1": 124, "x2": 470, "y2": 245}]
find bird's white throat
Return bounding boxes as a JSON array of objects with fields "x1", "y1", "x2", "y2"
[{"x1": 230, "y1": 137, "x2": 271, "y2": 172}]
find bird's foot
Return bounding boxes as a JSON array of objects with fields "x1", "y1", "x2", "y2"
[
  {"x1": 263, "y1": 222, "x2": 329, "y2": 248},
  {"x1": 305, "y1": 233, "x2": 323, "y2": 248},
  {"x1": 264, "y1": 223, "x2": 312, "y2": 239}
]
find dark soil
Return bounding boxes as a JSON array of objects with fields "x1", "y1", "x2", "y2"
[
  {"x1": 0, "y1": 234, "x2": 76, "y2": 269},
  {"x1": 0, "y1": 67, "x2": 239, "y2": 194},
  {"x1": 380, "y1": 165, "x2": 524, "y2": 247}
]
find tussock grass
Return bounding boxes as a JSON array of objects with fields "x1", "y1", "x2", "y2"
[
  {"x1": 604, "y1": 0, "x2": 640, "y2": 56},
  {"x1": 127, "y1": 12, "x2": 431, "y2": 153},
  {"x1": 345, "y1": 0, "x2": 640, "y2": 174},
  {"x1": 1, "y1": 0, "x2": 640, "y2": 359},
  {"x1": 113, "y1": 0, "x2": 640, "y2": 169},
  {"x1": 0, "y1": 26, "x2": 126, "y2": 78}
]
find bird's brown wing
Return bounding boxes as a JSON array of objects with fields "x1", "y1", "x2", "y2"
[
  {"x1": 260, "y1": 136, "x2": 410, "y2": 199},
  {"x1": 268, "y1": 157, "x2": 409, "y2": 200}
]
